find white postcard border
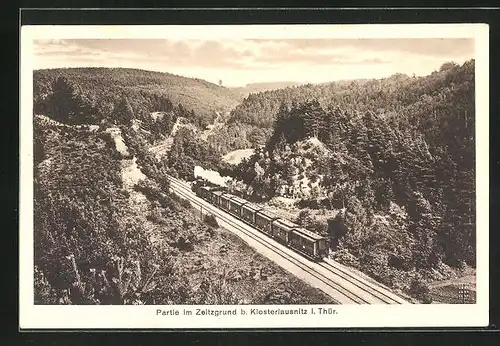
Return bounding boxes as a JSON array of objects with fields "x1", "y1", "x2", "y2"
[{"x1": 20, "y1": 23, "x2": 489, "y2": 329}]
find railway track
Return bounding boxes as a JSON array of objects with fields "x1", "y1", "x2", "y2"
[
  {"x1": 318, "y1": 261, "x2": 407, "y2": 304},
  {"x1": 149, "y1": 140, "x2": 173, "y2": 157},
  {"x1": 167, "y1": 175, "x2": 409, "y2": 305}
]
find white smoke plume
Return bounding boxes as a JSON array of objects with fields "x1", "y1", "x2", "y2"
[{"x1": 194, "y1": 166, "x2": 232, "y2": 187}]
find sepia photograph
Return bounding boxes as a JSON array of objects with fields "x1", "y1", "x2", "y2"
[{"x1": 19, "y1": 23, "x2": 489, "y2": 329}]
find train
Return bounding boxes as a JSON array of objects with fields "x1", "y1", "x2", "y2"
[{"x1": 191, "y1": 179, "x2": 329, "y2": 261}]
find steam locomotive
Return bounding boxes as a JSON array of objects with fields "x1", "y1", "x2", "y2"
[{"x1": 191, "y1": 179, "x2": 329, "y2": 261}]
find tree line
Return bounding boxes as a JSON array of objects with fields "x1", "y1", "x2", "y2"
[
  {"x1": 34, "y1": 73, "x2": 206, "y2": 144},
  {"x1": 210, "y1": 60, "x2": 475, "y2": 155},
  {"x1": 33, "y1": 68, "x2": 241, "y2": 134}
]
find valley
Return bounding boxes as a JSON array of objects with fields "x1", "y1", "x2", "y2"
[{"x1": 32, "y1": 60, "x2": 477, "y2": 305}]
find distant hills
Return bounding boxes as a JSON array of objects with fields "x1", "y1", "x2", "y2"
[{"x1": 232, "y1": 81, "x2": 305, "y2": 96}]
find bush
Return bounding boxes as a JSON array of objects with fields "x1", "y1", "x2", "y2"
[
  {"x1": 296, "y1": 199, "x2": 320, "y2": 209},
  {"x1": 204, "y1": 214, "x2": 219, "y2": 228},
  {"x1": 409, "y1": 277, "x2": 432, "y2": 304},
  {"x1": 332, "y1": 248, "x2": 360, "y2": 267},
  {"x1": 169, "y1": 193, "x2": 192, "y2": 209},
  {"x1": 134, "y1": 179, "x2": 187, "y2": 212},
  {"x1": 193, "y1": 273, "x2": 240, "y2": 305}
]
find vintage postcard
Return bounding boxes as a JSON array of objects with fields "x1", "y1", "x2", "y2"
[{"x1": 20, "y1": 23, "x2": 489, "y2": 329}]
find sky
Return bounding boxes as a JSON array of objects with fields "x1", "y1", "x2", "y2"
[{"x1": 33, "y1": 38, "x2": 475, "y2": 87}]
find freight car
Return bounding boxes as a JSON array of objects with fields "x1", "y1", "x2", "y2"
[{"x1": 191, "y1": 178, "x2": 329, "y2": 261}]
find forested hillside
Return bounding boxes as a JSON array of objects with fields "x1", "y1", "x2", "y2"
[
  {"x1": 33, "y1": 67, "x2": 235, "y2": 190},
  {"x1": 33, "y1": 115, "x2": 333, "y2": 305},
  {"x1": 163, "y1": 127, "x2": 228, "y2": 181},
  {"x1": 223, "y1": 60, "x2": 475, "y2": 299},
  {"x1": 209, "y1": 61, "x2": 473, "y2": 154},
  {"x1": 33, "y1": 68, "x2": 242, "y2": 129}
]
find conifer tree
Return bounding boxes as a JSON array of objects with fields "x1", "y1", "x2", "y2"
[{"x1": 112, "y1": 94, "x2": 135, "y2": 126}]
